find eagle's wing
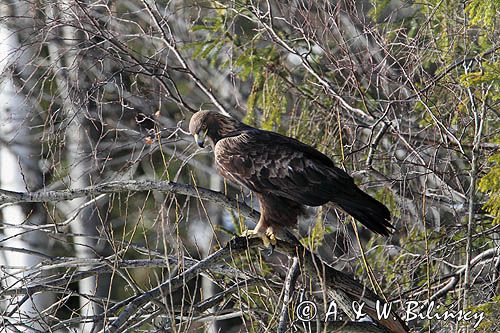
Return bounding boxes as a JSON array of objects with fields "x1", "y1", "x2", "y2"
[
  {"x1": 214, "y1": 129, "x2": 393, "y2": 235},
  {"x1": 215, "y1": 129, "x2": 353, "y2": 205}
]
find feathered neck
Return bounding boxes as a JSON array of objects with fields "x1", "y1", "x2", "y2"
[{"x1": 206, "y1": 113, "x2": 249, "y2": 143}]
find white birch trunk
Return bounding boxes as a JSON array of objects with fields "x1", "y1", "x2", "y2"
[
  {"x1": 45, "y1": 2, "x2": 110, "y2": 331},
  {"x1": 0, "y1": 22, "x2": 53, "y2": 331},
  {"x1": 202, "y1": 174, "x2": 223, "y2": 333}
]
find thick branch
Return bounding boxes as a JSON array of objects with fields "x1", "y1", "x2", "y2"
[{"x1": 0, "y1": 179, "x2": 260, "y2": 221}]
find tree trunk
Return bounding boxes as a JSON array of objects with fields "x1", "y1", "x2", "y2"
[
  {"x1": 0, "y1": 22, "x2": 53, "y2": 331},
  {"x1": 45, "y1": 2, "x2": 111, "y2": 331}
]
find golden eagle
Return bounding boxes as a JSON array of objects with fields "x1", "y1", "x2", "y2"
[{"x1": 189, "y1": 111, "x2": 393, "y2": 251}]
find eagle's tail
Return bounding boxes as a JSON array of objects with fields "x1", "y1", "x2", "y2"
[{"x1": 336, "y1": 188, "x2": 394, "y2": 235}]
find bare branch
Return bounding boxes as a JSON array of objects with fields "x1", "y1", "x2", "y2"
[{"x1": 0, "y1": 179, "x2": 260, "y2": 221}]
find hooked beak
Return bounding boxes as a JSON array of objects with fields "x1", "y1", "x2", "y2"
[{"x1": 194, "y1": 132, "x2": 205, "y2": 148}]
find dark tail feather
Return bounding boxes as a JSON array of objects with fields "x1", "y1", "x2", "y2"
[{"x1": 336, "y1": 189, "x2": 394, "y2": 235}]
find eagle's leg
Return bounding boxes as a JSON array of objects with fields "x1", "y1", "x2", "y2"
[{"x1": 241, "y1": 220, "x2": 275, "y2": 255}]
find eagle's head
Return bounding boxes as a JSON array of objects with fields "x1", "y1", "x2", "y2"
[{"x1": 189, "y1": 111, "x2": 244, "y2": 148}]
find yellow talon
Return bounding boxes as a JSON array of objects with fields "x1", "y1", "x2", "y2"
[
  {"x1": 241, "y1": 227, "x2": 276, "y2": 256},
  {"x1": 266, "y1": 227, "x2": 277, "y2": 247},
  {"x1": 261, "y1": 234, "x2": 271, "y2": 248}
]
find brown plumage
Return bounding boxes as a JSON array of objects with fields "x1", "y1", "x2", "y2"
[{"x1": 189, "y1": 111, "x2": 393, "y2": 249}]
